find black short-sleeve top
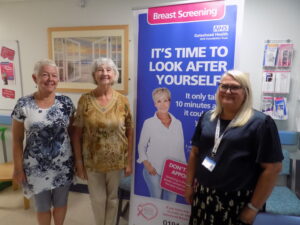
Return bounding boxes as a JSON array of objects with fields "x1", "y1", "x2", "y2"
[{"x1": 192, "y1": 110, "x2": 283, "y2": 191}]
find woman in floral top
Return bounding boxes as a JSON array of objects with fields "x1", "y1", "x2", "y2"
[
  {"x1": 72, "y1": 57, "x2": 133, "y2": 225},
  {"x1": 11, "y1": 59, "x2": 75, "y2": 225}
]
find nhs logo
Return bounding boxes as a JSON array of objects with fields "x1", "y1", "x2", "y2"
[{"x1": 213, "y1": 25, "x2": 229, "y2": 32}]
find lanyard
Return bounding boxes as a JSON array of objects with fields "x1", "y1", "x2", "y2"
[{"x1": 211, "y1": 117, "x2": 235, "y2": 157}]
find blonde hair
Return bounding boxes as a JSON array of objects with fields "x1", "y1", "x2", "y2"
[
  {"x1": 91, "y1": 57, "x2": 119, "y2": 84},
  {"x1": 211, "y1": 70, "x2": 253, "y2": 127},
  {"x1": 152, "y1": 87, "x2": 171, "y2": 102}
]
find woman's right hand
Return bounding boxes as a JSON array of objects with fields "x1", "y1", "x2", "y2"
[
  {"x1": 75, "y1": 162, "x2": 88, "y2": 180},
  {"x1": 184, "y1": 186, "x2": 194, "y2": 204},
  {"x1": 13, "y1": 169, "x2": 26, "y2": 185},
  {"x1": 143, "y1": 161, "x2": 157, "y2": 175}
]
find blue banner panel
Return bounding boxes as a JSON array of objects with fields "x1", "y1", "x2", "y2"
[{"x1": 131, "y1": 1, "x2": 241, "y2": 224}]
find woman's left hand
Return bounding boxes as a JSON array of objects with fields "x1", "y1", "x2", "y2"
[
  {"x1": 124, "y1": 164, "x2": 132, "y2": 177},
  {"x1": 239, "y1": 206, "x2": 257, "y2": 224}
]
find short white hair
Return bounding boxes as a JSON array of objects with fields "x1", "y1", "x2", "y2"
[
  {"x1": 91, "y1": 57, "x2": 119, "y2": 83},
  {"x1": 33, "y1": 59, "x2": 58, "y2": 75},
  {"x1": 211, "y1": 70, "x2": 253, "y2": 127}
]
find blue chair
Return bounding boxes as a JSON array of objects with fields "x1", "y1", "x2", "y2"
[
  {"x1": 266, "y1": 131, "x2": 300, "y2": 216},
  {"x1": 266, "y1": 186, "x2": 300, "y2": 215},
  {"x1": 254, "y1": 213, "x2": 300, "y2": 225},
  {"x1": 278, "y1": 131, "x2": 298, "y2": 146}
]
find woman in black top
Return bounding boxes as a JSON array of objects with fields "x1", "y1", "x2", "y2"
[{"x1": 185, "y1": 70, "x2": 283, "y2": 225}]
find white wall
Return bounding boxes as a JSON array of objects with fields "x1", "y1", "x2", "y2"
[
  {"x1": 0, "y1": 0, "x2": 299, "y2": 162},
  {"x1": 0, "y1": 0, "x2": 183, "y2": 109},
  {"x1": 239, "y1": 0, "x2": 300, "y2": 131}
]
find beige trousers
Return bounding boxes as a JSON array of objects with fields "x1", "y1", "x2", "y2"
[{"x1": 87, "y1": 170, "x2": 121, "y2": 225}]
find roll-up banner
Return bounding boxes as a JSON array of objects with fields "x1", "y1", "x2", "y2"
[{"x1": 131, "y1": 1, "x2": 244, "y2": 224}]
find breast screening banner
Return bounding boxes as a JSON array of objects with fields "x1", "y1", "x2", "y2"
[{"x1": 131, "y1": 1, "x2": 244, "y2": 224}]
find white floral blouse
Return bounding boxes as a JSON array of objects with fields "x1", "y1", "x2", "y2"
[{"x1": 11, "y1": 94, "x2": 75, "y2": 198}]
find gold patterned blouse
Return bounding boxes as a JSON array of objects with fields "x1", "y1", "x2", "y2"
[{"x1": 74, "y1": 90, "x2": 133, "y2": 172}]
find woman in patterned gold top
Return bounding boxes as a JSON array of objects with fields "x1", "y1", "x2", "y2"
[{"x1": 72, "y1": 57, "x2": 133, "y2": 225}]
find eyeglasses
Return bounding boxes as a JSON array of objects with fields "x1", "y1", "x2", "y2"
[{"x1": 218, "y1": 83, "x2": 243, "y2": 93}]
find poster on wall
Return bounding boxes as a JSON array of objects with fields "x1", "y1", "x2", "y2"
[
  {"x1": 131, "y1": 0, "x2": 244, "y2": 224},
  {"x1": 0, "y1": 40, "x2": 23, "y2": 112}
]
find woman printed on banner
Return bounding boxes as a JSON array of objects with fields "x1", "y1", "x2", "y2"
[{"x1": 137, "y1": 87, "x2": 186, "y2": 202}]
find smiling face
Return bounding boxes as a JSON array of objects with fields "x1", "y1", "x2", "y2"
[
  {"x1": 93, "y1": 64, "x2": 116, "y2": 86},
  {"x1": 218, "y1": 75, "x2": 246, "y2": 114},
  {"x1": 32, "y1": 65, "x2": 59, "y2": 94},
  {"x1": 154, "y1": 94, "x2": 171, "y2": 114}
]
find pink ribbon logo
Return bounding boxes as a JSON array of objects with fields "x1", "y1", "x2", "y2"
[{"x1": 137, "y1": 203, "x2": 158, "y2": 221}]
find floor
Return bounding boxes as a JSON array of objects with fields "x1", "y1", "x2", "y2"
[
  {"x1": 2, "y1": 184, "x2": 300, "y2": 225},
  {"x1": 0, "y1": 185, "x2": 129, "y2": 225}
]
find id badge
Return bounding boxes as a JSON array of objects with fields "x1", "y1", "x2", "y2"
[{"x1": 202, "y1": 156, "x2": 216, "y2": 172}]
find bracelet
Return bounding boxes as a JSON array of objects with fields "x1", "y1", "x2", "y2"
[{"x1": 247, "y1": 203, "x2": 259, "y2": 212}]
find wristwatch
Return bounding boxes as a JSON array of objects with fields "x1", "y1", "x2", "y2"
[{"x1": 247, "y1": 202, "x2": 259, "y2": 212}]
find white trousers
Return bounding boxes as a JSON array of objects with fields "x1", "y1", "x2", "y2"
[{"x1": 87, "y1": 170, "x2": 121, "y2": 225}]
